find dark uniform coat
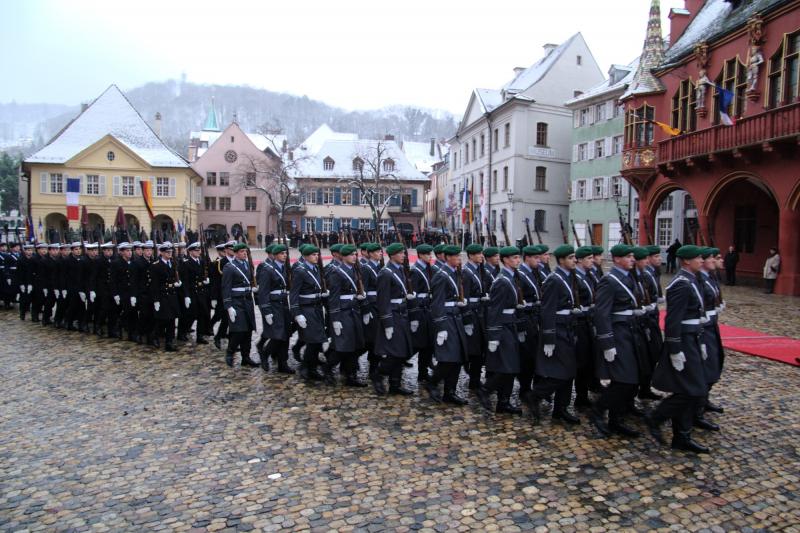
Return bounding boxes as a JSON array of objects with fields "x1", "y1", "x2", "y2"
[
  {"x1": 181, "y1": 257, "x2": 209, "y2": 321},
  {"x1": 430, "y1": 265, "x2": 468, "y2": 364},
  {"x1": 593, "y1": 267, "x2": 641, "y2": 384},
  {"x1": 485, "y1": 267, "x2": 523, "y2": 374},
  {"x1": 409, "y1": 260, "x2": 434, "y2": 349},
  {"x1": 326, "y1": 262, "x2": 365, "y2": 353},
  {"x1": 517, "y1": 263, "x2": 542, "y2": 356},
  {"x1": 698, "y1": 271, "x2": 724, "y2": 385},
  {"x1": 374, "y1": 262, "x2": 414, "y2": 359},
  {"x1": 289, "y1": 261, "x2": 327, "y2": 344},
  {"x1": 149, "y1": 258, "x2": 180, "y2": 320},
  {"x1": 256, "y1": 260, "x2": 291, "y2": 341},
  {"x1": 642, "y1": 265, "x2": 665, "y2": 373},
  {"x1": 221, "y1": 258, "x2": 256, "y2": 333},
  {"x1": 539, "y1": 268, "x2": 578, "y2": 380},
  {"x1": 360, "y1": 261, "x2": 380, "y2": 346},
  {"x1": 651, "y1": 269, "x2": 708, "y2": 396},
  {"x1": 462, "y1": 262, "x2": 488, "y2": 357}
]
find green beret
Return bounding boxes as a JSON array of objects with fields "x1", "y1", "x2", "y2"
[
  {"x1": 359, "y1": 243, "x2": 370, "y2": 251},
  {"x1": 539, "y1": 245, "x2": 549, "y2": 253},
  {"x1": 386, "y1": 242, "x2": 405, "y2": 256},
  {"x1": 500, "y1": 246, "x2": 520, "y2": 258},
  {"x1": 483, "y1": 246, "x2": 499, "y2": 257},
  {"x1": 592, "y1": 245, "x2": 604, "y2": 255},
  {"x1": 465, "y1": 244, "x2": 483, "y2": 255},
  {"x1": 330, "y1": 243, "x2": 343, "y2": 253},
  {"x1": 575, "y1": 246, "x2": 594, "y2": 259},
  {"x1": 633, "y1": 246, "x2": 650, "y2": 260},
  {"x1": 233, "y1": 243, "x2": 249, "y2": 252},
  {"x1": 339, "y1": 244, "x2": 357, "y2": 256},
  {"x1": 444, "y1": 245, "x2": 461, "y2": 256},
  {"x1": 709, "y1": 247, "x2": 720, "y2": 256},
  {"x1": 271, "y1": 244, "x2": 288, "y2": 254},
  {"x1": 298, "y1": 244, "x2": 309, "y2": 254},
  {"x1": 553, "y1": 244, "x2": 575, "y2": 259},
  {"x1": 700, "y1": 247, "x2": 714, "y2": 259},
  {"x1": 610, "y1": 244, "x2": 634, "y2": 257},
  {"x1": 302, "y1": 244, "x2": 320, "y2": 255},
  {"x1": 416, "y1": 244, "x2": 434, "y2": 254},
  {"x1": 676, "y1": 245, "x2": 703, "y2": 259},
  {"x1": 647, "y1": 245, "x2": 661, "y2": 256},
  {"x1": 522, "y1": 245, "x2": 539, "y2": 256},
  {"x1": 365, "y1": 243, "x2": 382, "y2": 253},
  {"x1": 433, "y1": 244, "x2": 446, "y2": 255},
  {"x1": 264, "y1": 244, "x2": 274, "y2": 254}
]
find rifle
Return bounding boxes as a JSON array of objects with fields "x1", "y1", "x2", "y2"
[
  {"x1": 615, "y1": 197, "x2": 633, "y2": 245},
  {"x1": 391, "y1": 216, "x2": 412, "y2": 292},
  {"x1": 500, "y1": 214, "x2": 511, "y2": 246},
  {"x1": 643, "y1": 217, "x2": 653, "y2": 245},
  {"x1": 524, "y1": 217, "x2": 534, "y2": 247},
  {"x1": 199, "y1": 224, "x2": 210, "y2": 281},
  {"x1": 240, "y1": 221, "x2": 255, "y2": 287},
  {"x1": 456, "y1": 263, "x2": 466, "y2": 304},
  {"x1": 586, "y1": 220, "x2": 595, "y2": 246},
  {"x1": 571, "y1": 220, "x2": 582, "y2": 247},
  {"x1": 558, "y1": 214, "x2": 569, "y2": 244},
  {"x1": 348, "y1": 228, "x2": 365, "y2": 296}
]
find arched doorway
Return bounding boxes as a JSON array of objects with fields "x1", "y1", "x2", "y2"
[
  {"x1": 640, "y1": 185, "x2": 699, "y2": 274},
  {"x1": 44, "y1": 212, "x2": 68, "y2": 243},
  {"x1": 207, "y1": 223, "x2": 227, "y2": 245},
  {"x1": 87, "y1": 213, "x2": 105, "y2": 242},
  {"x1": 153, "y1": 214, "x2": 174, "y2": 241},
  {"x1": 231, "y1": 223, "x2": 243, "y2": 241}
]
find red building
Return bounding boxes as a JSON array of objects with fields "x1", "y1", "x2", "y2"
[{"x1": 621, "y1": 0, "x2": 800, "y2": 295}]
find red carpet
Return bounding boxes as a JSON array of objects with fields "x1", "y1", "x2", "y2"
[{"x1": 659, "y1": 316, "x2": 800, "y2": 367}]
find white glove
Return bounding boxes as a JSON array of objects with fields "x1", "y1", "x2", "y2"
[
  {"x1": 89, "y1": 290, "x2": 96, "y2": 303},
  {"x1": 6, "y1": 279, "x2": 10, "y2": 285},
  {"x1": 571, "y1": 307, "x2": 582, "y2": 315},
  {"x1": 384, "y1": 327, "x2": 393, "y2": 340},
  {"x1": 266, "y1": 314, "x2": 274, "y2": 325},
  {"x1": 456, "y1": 300, "x2": 467, "y2": 307},
  {"x1": 79, "y1": 292, "x2": 86, "y2": 303},
  {"x1": 436, "y1": 330, "x2": 448, "y2": 346},
  {"x1": 154, "y1": 301, "x2": 160, "y2": 312},
  {"x1": 480, "y1": 295, "x2": 490, "y2": 302},
  {"x1": 670, "y1": 352, "x2": 686, "y2": 371},
  {"x1": 174, "y1": 280, "x2": 182, "y2": 287},
  {"x1": 333, "y1": 321, "x2": 342, "y2": 336},
  {"x1": 27, "y1": 284, "x2": 32, "y2": 293},
  {"x1": 488, "y1": 340, "x2": 499, "y2": 352},
  {"x1": 516, "y1": 303, "x2": 526, "y2": 310},
  {"x1": 131, "y1": 296, "x2": 137, "y2": 307},
  {"x1": 720, "y1": 301, "x2": 726, "y2": 311},
  {"x1": 406, "y1": 292, "x2": 416, "y2": 300},
  {"x1": 19, "y1": 285, "x2": 25, "y2": 294},
  {"x1": 464, "y1": 324, "x2": 474, "y2": 336},
  {"x1": 211, "y1": 299, "x2": 217, "y2": 309},
  {"x1": 62, "y1": 289, "x2": 68, "y2": 298},
  {"x1": 410, "y1": 320, "x2": 419, "y2": 332},
  {"x1": 15, "y1": 293, "x2": 19, "y2": 301},
  {"x1": 657, "y1": 297, "x2": 665, "y2": 304},
  {"x1": 114, "y1": 295, "x2": 120, "y2": 306},
  {"x1": 362, "y1": 313, "x2": 371, "y2": 325},
  {"x1": 544, "y1": 344, "x2": 556, "y2": 357},
  {"x1": 600, "y1": 379, "x2": 611, "y2": 387},
  {"x1": 184, "y1": 297, "x2": 191, "y2": 309},
  {"x1": 320, "y1": 290, "x2": 330, "y2": 298},
  {"x1": 356, "y1": 293, "x2": 366, "y2": 300},
  {"x1": 43, "y1": 288, "x2": 48, "y2": 297},
  {"x1": 252, "y1": 286, "x2": 259, "y2": 294},
  {"x1": 633, "y1": 308, "x2": 646, "y2": 316},
  {"x1": 227, "y1": 307, "x2": 237, "y2": 322},
  {"x1": 604, "y1": 348, "x2": 616, "y2": 362},
  {"x1": 203, "y1": 278, "x2": 210, "y2": 285},
  {"x1": 296, "y1": 315, "x2": 307, "y2": 329},
  {"x1": 517, "y1": 332, "x2": 526, "y2": 342},
  {"x1": 700, "y1": 344, "x2": 708, "y2": 360}
]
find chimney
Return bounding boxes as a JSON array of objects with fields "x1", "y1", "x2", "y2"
[
  {"x1": 282, "y1": 139, "x2": 288, "y2": 153},
  {"x1": 154, "y1": 112, "x2": 162, "y2": 138},
  {"x1": 188, "y1": 140, "x2": 197, "y2": 162},
  {"x1": 288, "y1": 150, "x2": 294, "y2": 161},
  {"x1": 543, "y1": 43, "x2": 558, "y2": 56},
  {"x1": 384, "y1": 134, "x2": 395, "y2": 141},
  {"x1": 669, "y1": 8, "x2": 691, "y2": 45},
  {"x1": 429, "y1": 137, "x2": 435, "y2": 157},
  {"x1": 513, "y1": 67, "x2": 526, "y2": 76},
  {"x1": 80, "y1": 102, "x2": 89, "y2": 113}
]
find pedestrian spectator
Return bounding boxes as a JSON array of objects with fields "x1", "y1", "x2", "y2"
[
  {"x1": 723, "y1": 245, "x2": 740, "y2": 285},
  {"x1": 763, "y1": 247, "x2": 780, "y2": 294},
  {"x1": 257, "y1": 232, "x2": 263, "y2": 247},
  {"x1": 666, "y1": 239, "x2": 681, "y2": 274}
]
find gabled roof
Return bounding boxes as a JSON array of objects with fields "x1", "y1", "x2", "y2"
[
  {"x1": 502, "y1": 33, "x2": 581, "y2": 93},
  {"x1": 190, "y1": 128, "x2": 287, "y2": 158},
  {"x1": 475, "y1": 89, "x2": 504, "y2": 113},
  {"x1": 299, "y1": 124, "x2": 359, "y2": 155},
  {"x1": 26, "y1": 85, "x2": 188, "y2": 168},
  {"x1": 401, "y1": 140, "x2": 448, "y2": 174},
  {"x1": 565, "y1": 57, "x2": 639, "y2": 106}
]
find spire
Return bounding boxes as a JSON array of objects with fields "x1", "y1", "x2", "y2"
[
  {"x1": 621, "y1": 0, "x2": 666, "y2": 99},
  {"x1": 202, "y1": 96, "x2": 220, "y2": 132}
]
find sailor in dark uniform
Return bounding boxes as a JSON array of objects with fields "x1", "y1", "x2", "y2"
[
  {"x1": 113, "y1": 242, "x2": 139, "y2": 343},
  {"x1": 64, "y1": 242, "x2": 87, "y2": 332},
  {"x1": 30, "y1": 243, "x2": 49, "y2": 323},
  {"x1": 290, "y1": 244, "x2": 328, "y2": 382},
  {"x1": 17, "y1": 244, "x2": 34, "y2": 320},
  {"x1": 0, "y1": 241, "x2": 7, "y2": 309},
  {"x1": 590, "y1": 244, "x2": 642, "y2": 438},
  {"x1": 180, "y1": 242, "x2": 211, "y2": 344},
  {"x1": 150, "y1": 243, "x2": 180, "y2": 351},
  {"x1": 95, "y1": 242, "x2": 117, "y2": 337},
  {"x1": 222, "y1": 243, "x2": 258, "y2": 367},
  {"x1": 256, "y1": 243, "x2": 294, "y2": 374},
  {"x1": 53, "y1": 244, "x2": 71, "y2": 328},
  {"x1": 573, "y1": 246, "x2": 596, "y2": 410},
  {"x1": 647, "y1": 245, "x2": 711, "y2": 453},
  {"x1": 516, "y1": 245, "x2": 543, "y2": 402},
  {"x1": 212, "y1": 241, "x2": 235, "y2": 349},
  {"x1": 42, "y1": 244, "x2": 61, "y2": 326},
  {"x1": 461, "y1": 244, "x2": 488, "y2": 390},
  {"x1": 409, "y1": 244, "x2": 435, "y2": 382},
  {"x1": 83, "y1": 242, "x2": 99, "y2": 332},
  {"x1": 425, "y1": 244, "x2": 469, "y2": 405},
  {"x1": 372, "y1": 242, "x2": 415, "y2": 396},
  {"x1": 136, "y1": 241, "x2": 156, "y2": 345},
  {"x1": 1, "y1": 241, "x2": 19, "y2": 309},
  {"x1": 477, "y1": 245, "x2": 525, "y2": 414}
]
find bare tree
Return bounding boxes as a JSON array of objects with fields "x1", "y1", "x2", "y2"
[{"x1": 338, "y1": 140, "x2": 401, "y2": 235}]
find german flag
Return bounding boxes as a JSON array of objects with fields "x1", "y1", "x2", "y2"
[{"x1": 140, "y1": 179, "x2": 155, "y2": 220}]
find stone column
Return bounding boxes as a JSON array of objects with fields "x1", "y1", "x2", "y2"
[{"x1": 776, "y1": 208, "x2": 799, "y2": 296}]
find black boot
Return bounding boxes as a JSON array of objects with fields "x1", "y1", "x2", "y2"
[
  {"x1": 552, "y1": 409, "x2": 581, "y2": 425},
  {"x1": 443, "y1": 391, "x2": 468, "y2": 405},
  {"x1": 389, "y1": 384, "x2": 414, "y2": 396},
  {"x1": 525, "y1": 393, "x2": 542, "y2": 425},
  {"x1": 693, "y1": 417, "x2": 720, "y2": 431},
  {"x1": 213, "y1": 336, "x2": 222, "y2": 350},
  {"x1": 475, "y1": 386, "x2": 493, "y2": 412},
  {"x1": 277, "y1": 363, "x2": 295, "y2": 375},
  {"x1": 588, "y1": 408, "x2": 611, "y2": 437},
  {"x1": 370, "y1": 374, "x2": 386, "y2": 395},
  {"x1": 225, "y1": 352, "x2": 234, "y2": 367},
  {"x1": 165, "y1": 342, "x2": 177, "y2": 352},
  {"x1": 705, "y1": 400, "x2": 724, "y2": 413},
  {"x1": 608, "y1": 418, "x2": 641, "y2": 438},
  {"x1": 424, "y1": 381, "x2": 443, "y2": 403},
  {"x1": 345, "y1": 375, "x2": 367, "y2": 387},
  {"x1": 644, "y1": 413, "x2": 666, "y2": 445},
  {"x1": 496, "y1": 401, "x2": 522, "y2": 415},
  {"x1": 671, "y1": 431, "x2": 710, "y2": 454},
  {"x1": 196, "y1": 336, "x2": 209, "y2": 345}
]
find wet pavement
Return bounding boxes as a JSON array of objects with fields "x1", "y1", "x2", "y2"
[{"x1": 1, "y1": 281, "x2": 798, "y2": 532}]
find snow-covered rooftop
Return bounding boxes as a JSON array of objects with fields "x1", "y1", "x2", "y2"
[
  {"x1": 190, "y1": 129, "x2": 287, "y2": 158},
  {"x1": 474, "y1": 89, "x2": 504, "y2": 113},
  {"x1": 298, "y1": 124, "x2": 358, "y2": 155},
  {"x1": 26, "y1": 85, "x2": 188, "y2": 168},
  {"x1": 503, "y1": 34, "x2": 580, "y2": 93},
  {"x1": 565, "y1": 57, "x2": 639, "y2": 106},
  {"x1": 401, "y1": 140, "x2": 448, "y2": 174}
]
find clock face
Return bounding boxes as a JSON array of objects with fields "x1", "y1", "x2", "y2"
[{"x1": 225, "y1": 150, "x2": 238, "y2": 163}]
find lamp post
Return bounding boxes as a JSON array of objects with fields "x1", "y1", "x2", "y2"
[{"x1": 506, "y1": 191, "x2": 515, "y2": 246}]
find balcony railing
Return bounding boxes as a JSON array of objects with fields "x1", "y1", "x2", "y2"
[
  {"x1": 387, "y1": 204, "x2": 423, "y2": 215},
  {"x1": 658, "y1": 101, "x2": 800, "y2": 163}
]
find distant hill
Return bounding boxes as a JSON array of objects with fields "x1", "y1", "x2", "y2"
[{"x1": 1, "y1": 80, "x2": 457, "y2": 158}]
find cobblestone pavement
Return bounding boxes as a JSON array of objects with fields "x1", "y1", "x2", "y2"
[{"x1": 1, "y1": 283, "x2": 799, "y2": 532}]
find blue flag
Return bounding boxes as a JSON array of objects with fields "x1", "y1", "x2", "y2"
[{"x1": 714, "y1": 85, "x2": 735, "y2": 126}]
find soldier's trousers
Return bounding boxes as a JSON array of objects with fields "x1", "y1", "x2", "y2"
[
  {"x1": 265, "y1": 339, "x2": 289, "y2": 369},
  {"x1": 466, "y1": 354, "x2": 485, "y2": 388},
  {"x1": 378, "y1": 356, "x2": 407, "y2": 388},
  {"x1": 417, "y1": 347, "x2": 433, "y2": 380},
  {"x1": 120, "y1": 302, "x2": 138, "y2": 339},
  {"x1": 573, "y1": 318, "x2": 595, "y2": 404},
  {"x1": 595, "y1": 381, "x2": 639, "y2": 422},
  {"x1": 54, "y1": 294, "x2": 68, "y2": 325},
  {"x1": 430, "y1": 361, "x2": 461, "y2": 395},
  {"x1": 651, "y1": 393, "x2": 703, "y2": 436},
  {"x1": 31, "y1": 289, "x2": 45, "y2": 321},
  {"x1": 214, "y1": 311, "x2": 229, "y2": 341},
  {"x1": 41, "y1": 292, "x2": 55, "y2": 324},
  {"x1": 94, "y1": 296, "x2": 117, "y2": 335},
  {"x1": 138, "y1": 298, "x2": 154, "y2": 340},
  {"x1": 517, "y1": 328, "x2": 540, "y2": 398},
  {"x1": 65, "y1": 293, "x2": 86, "y2": 329},
  {"x1": 325, "y1": 351, "x2": 358, "y2": 377},
  {"x1": 154, "y1": 318, "x2": 176, "y2": 346},
  {"x1": 530, "y1": 376, "x2": 573, "y2": 414},
  {"x1": 227, "y1": 331, "x2": 253, "y2": 357},
  {"x1": 18, "y1": 291, "x2": 31, "y2": 320},
  {"x1": 303, "y1": 342, "x2": 322, "y2": 374},
  {"x1": 483, "y1": 372, "x2": 515, "y2": 404}
]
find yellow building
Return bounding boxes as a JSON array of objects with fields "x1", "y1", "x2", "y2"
[{"x1": 23, "y1": 85, "x2": 201, "y2": 241}]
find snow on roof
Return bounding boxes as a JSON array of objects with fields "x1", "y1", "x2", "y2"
[
  {"x1": 565, "y1": 57, "x2": 639, "y2": 106},
  {"x1": 190, "y1": 129, "x2": 287, "y2": 158},
  {"x1": 401, "y1": 140, "x2": 447, "y2": 174},
  {"x1": 299, "y1": 124, "x2": 359, "y2": 155},
  {"x1": 26, "y1": 85, "x2": 188, "y2": 168},
  {"x1": 503, "y1": 33, "x2": 580, "y2": 93},
  {"x1": 292, "y1": 138, "x2": 428, "y2": 182},
  {"x1": 475, "y1": 89, "x2": 503, "y2": 113}
]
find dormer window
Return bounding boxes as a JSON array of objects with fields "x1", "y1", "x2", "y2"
[
  {"x1": 352, "y1": 157, "x2": 364, "y2": 171},
  {"x1": 577, "y1": 55, "x2": 582, "y2": 66},
  {"x1": 383, "y1": 159, "x2": 395, "y2": 172},
  {"x1": 323, "y1": 157, "x2": 335, "y2": 171}
]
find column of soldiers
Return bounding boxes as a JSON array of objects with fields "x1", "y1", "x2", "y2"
[{"x1": 3, "y1": 237, "x2": 729, "y2": 454}]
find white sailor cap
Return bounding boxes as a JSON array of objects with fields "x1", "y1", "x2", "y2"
[
  {"x1": 70, "y1": 241, "x2": 82, "y2": 249},
  {"x1": 36, "y1": 243, "x2": 48, "y2": 249},
  {"x1": 186, "y1": 242, "x2": 201, "y2": 251},
  {"x1": 158, "y1": 242, "x2": 174, "y2": 251},
  {"x1": 132, "y1": 241, "x2": 143, "y2": 248},
  {"x1": 48, "y1": 243, "x2": 60, "y2": 249},
  {"x1": 224, "y1": 240, "x2": 236, "y2": 248},
  {"x1": 215, "y1": 243, "x2": 226, "y2": 250},
  {"x1": 117, "y1": 242, "x2": 132, "y2": 250},
  {"x1": 23, "y1": 244, "x2": 35, "y2": 249},
  {"x1": 174, "y1": 242, "x2": 186, "y2": 248},
  {"x1": 84, "y1": 242, "x2": 99, "y2": 249},
  {"x1": 60, "y1": 243, "x2": 71, "y2": 249},
  {"x1": 143, "y1": 240, "x2": 154, "y2": 249},
  {"x1": 100, "y1": 242, "x2": 115, "y2": 249}
]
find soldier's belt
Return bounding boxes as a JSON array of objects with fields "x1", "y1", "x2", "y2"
[
  {"x1": 232, "y1": 287, "x2": 251, "y2": 292},
  {"x1": 299, "y1": 293, "x2": 321, "y2": 298},
  {"x1": 681, "y1": 318, "x2": 701, "y2": 325},
  {"x1": 556, "y1": 309, "x2": 572, "y2": 315},
  {"x1": 613, "y1": 310, "x2": 633, "y2": 316},
  {"x1": 269, "y1": 289, "x2": 287, "y2": 295},
  {"x1": 443, "y1": 301, "x2": 456, "y2": 307},
  {"x1": 340, "y1": 294, "x2": 355, "y2": 300},
  {"x1": 468, "y1": 297, "x2": 480, "y2": 303},
  {"x1": 524, "y1": 302, "x2": 541, "y2": 308},
  {"x1": 366, "y1": 291, "x2": 377, "y2": 296},
  {"x1": 706, "y1": 310, "x2": 717, "y2": 317},
  {"x1": 579, "y1": 305, "x2": 592, "y2": 312},
  {"x1": 502, "y1": 309, "x2": 516, "y2": 314},
  {"x1": 417, "y1": 292, "x2": 429, "y2": 298},
  {"x1": 390, "y1": 298, "x2": 404, "y2": 304}
]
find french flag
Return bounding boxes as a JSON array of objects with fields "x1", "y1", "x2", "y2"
[
  {"x1": 66, "y1": 177, "x2": 80, "y2": 220},
  {"x1": 715, "y1": 85, "x2": 736, "y2": 126}
]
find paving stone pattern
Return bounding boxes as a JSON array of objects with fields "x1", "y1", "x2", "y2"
[{"x1": 1, "y1": 283, "x2": 799, "y2": 532}]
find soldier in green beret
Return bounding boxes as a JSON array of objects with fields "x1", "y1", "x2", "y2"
[
  {"x1": 290, "y1": 244, "x2": 329, "y2": 382},
  {"x1": 634, "y1": 246, "x2": 664, "y2": 402},
  {"x1": 538, "y1": 245, "x2": 552, "y2": 276},
  {"x1": 590, "y1": 246, "x2": 605, "y2": 284},
  {"x1": 255, "y1": 243, "x2": 294, "y2": 374},
  {"x1": 516, "y1": 245, "x2": 543, "y2": 402},
  {"x1": 647, "y1": 245, "x2": 711, "y2": 453},
  {"x1": 462, "y1": 243, "x2": 489, "y2": 390},
  {"x1": 409, "y1": 244, "x2": 435, "y2": 382},
  {"x1": 693, "y1": 247, "x2": 725, "y2": 431},
  {"x1": 573, "y1": 245, "x2": 597, "y2": 409},
  {"x1": 483, "y1": 247, "x2": 500, "y2": 280},
  {"x1": 432, "y1": 244, "x2": 447, "y2": 273},
  {"x1": 361, "y1": 243, "x2": 383, "y2": 381}
]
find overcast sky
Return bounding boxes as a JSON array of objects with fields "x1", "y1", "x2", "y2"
[{"x1": 2, "y1": 0, "x2": 685, "y2": 114}]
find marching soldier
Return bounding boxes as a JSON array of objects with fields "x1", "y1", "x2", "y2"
[
  {"x1": 255, "y1": 244, "x2": 276, "y2": 357},
  {"x1": 590, "y1": 244, "x2": 642, "y2": 438},
  {"x1": 590, "y1": 246, "x2": 605, "y2": 281},
  {"x1": 694, "y1": 247, "x2": 724, "y2": 431},
  {"x1": 516, "y1": 245, "x2": 543, "y2": 403},
  {"x1": 573, "y1": 246, "x2": 596, "y2": 409},
  {"x1": 64, "y1": 242, "x2": 87, "y2": 332},
  {"x1": 180, "y1": 242, "x2": 212, "y2": 344},
  {"x1": 212, "y1": 242, "x2": 235, "y2": 349},
  {"x1": 95, "y1": 242, "x2": 117, "y2": 337},
  {"x1": 323, "y1": 244, "x2": 367, "y2": 387},
  {"x1": 150, "y1": 242, "x2": 180, "y2": 351},
  {"x1": 372, "y1": 242, "x2": 415, "y2": 396},
  {"x1": 477, "y1": 246, "x2": 525, "y2": 415},
  {"x1": 113, "y1": 243, "x2": 139, "y2": 343},
  {"x1": 462, "y1": 244, "x2": 488, "y2": 391},
  {"x1": 361, "y1": 243, "x2": 382, "y2": 380},
  {"x1": 221, "y1": 243, "x2": 258, "y2": 367},
  {"x1": 53, "y1": 244, "x2": 70, "y2": 328},
  {"x1": 483, "y1": 247, "x2": 500, "y2": 279},
  {"x1": 136, "y1": 241, "x2": 156, "y2": 345},
  {"x1": 17, "y1": 244, "x2": 34, "y2": 320},
  {"x1": 83, "y1": 243, "x2": 99, "y2": 332},
  {"x1": 425, "y1": 244, "x2": 469, "y2": 405},
  {"x1": 290, "y1": 244, "x2": 328, "y2": 381},
  {"x1": 526, "y1": 244, "x2": 580, "y2": 425},
  {"x1": 637, "y1": 245, "x2": 665, "y2": 401},
  {"x1": 431, "y1": 244, "x2": 447, "y2": 273},
  {"x1": 3, "y1": 241, "x2": 20, "y2": 310},
  {"x1": 256, "y1": 243, "x2": 294, "y2": 374},
  {"x1": 0, "y1": 241, "x2": 7, "y2": 309},
  {"x1": 409, "y1": 244, "x2": 435, "y2": 382},
  {"x1": 40, "y1": 244, "x2": 59, "y2": 326},
  {"x1": 539, "y1": 245, "x2": 552, "y2": 276},
  {"x1": 647, "y1": 245, "x2": 711, "y2": 453},
  {"x1": 707, "y1": 249, "x2": 726, "y2": 415},
  {"x1": 30, "y1": 243, "x2": 49, "y2": 323}
]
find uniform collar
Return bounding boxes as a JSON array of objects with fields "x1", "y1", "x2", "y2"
[{"x1": 612, "y1": 266, "x2": 629, "y2": 277}]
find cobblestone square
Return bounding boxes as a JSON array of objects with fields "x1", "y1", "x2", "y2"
[{"x1": 1, "y1": 283, "x2": 799, "y2": 532}]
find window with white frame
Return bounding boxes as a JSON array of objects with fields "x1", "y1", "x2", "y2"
[
  {"x1": 341, "y1": 217, "x2": 351, "y2": 229},
  {"x1": 383, "y1": 159, "x2": 395, "y2": 172},
  {"x1": 579, "y1": 108, "x2": 590, "y2": 126},
  {"x1": 632, "y1": 218, "x2": 640, "y2": 242},
  {"x1": 352, "y1": 158, "x2": 363, "y2": 171},
  {"x1": 593, "y1": 177, "x2": 604, "y2": 198},
  {"x1": 323, "y1": 157, "x2": 335, "y2": 171},
  {"x1": 657, "y1": 218, "x2": 673, "y2": 246},
  {"x1": 659, "y1": 195, "x2": 674, "y2": 212},
  {"x1": 471, "y1": 139, "x2": 477, "y2": 161},
  {"x1": 534, "y1": 209, "x2": 546, "y2": 232},
  {"x1": 245, "y1": 172, "x2": 256, "y2": 187},
  {"x1": 340, "y1": 188, "x2": 352, "y2": 205},
  {"x1": 86, "y1": 175, "x2": 100, "y2": 195},
  {"x1": 480, "y1": 134, "x2": 485, "y2": 157},
  {"x1": 596, "y1": 103, "x2": 606, "y2": 121},
  {"x1": 245, "y1": 196, "x2": 257, "y2": 211},
  {"x1": 534, "y1": 166, "x2": 546, "y2": 191},
  {"x1": 205, "y1": 197, "x2": 216, "y2": 210},
  {"x1": 611, "y1": 176, "x2": 624, "y2": 197},
  {"x1": 536, "y1": 122, "x2": 548, "y2": 146},
  {"x1": 155, "y1": 177, "x2": 170, "y2": 197},
  {"x1": 305, "y1": 189, "x2": 317, "y2": 204},
  {"x1": 612, "y1": 135, "x2": 623, "y2": 155},
  {"x1": 502, "y1": 166, "x2": 508, "y2": 191},
  {"x1": 122, "y1": 176, "x2": 136, "y2": 196},
  {"x1": 504, "y1": 123, "x2": 511, "y2": 147},
  {"x1": 578, "y1": 143, "x2": 588, "y2": 161},
  {"x1": 219, "y1": 197, "x2": 231, "y2": 211},
  {"x1": 614, "y1": 103, "x2": 624, "y2": 118},
  {"x1": 576, "y1": 180, "x2": 586, "y2": 199},
  {"x1": 379, "y1": 219, "x2": 389, "y2": 233},
  {"x1": 323, "y1": 187, "x2": 334, "y2": 204},
  {"x1": 219, "y1": 172, "x2": 229, "y2": 186},
  {"x1": 359, "y1": 218, "x2": 371, "y2": 230},
  {"x1": 50, "y1": 173, "x2": 63, "y2": 193},
  {"x1": 595, "y1": 139, "x2": 605, "y2": 158},
  {"x1": 322, "y1": 217, "x2": 333, "y2": 232},
  {"x1": 305, "y1": 219, "x2": 315, "y2": 233},
  {"x1": 206, "y1": 172, "x2": 217, "y2": 186}
]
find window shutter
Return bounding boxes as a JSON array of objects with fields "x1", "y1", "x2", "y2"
[
  {"x1": 572, "y1": 145, "x2": 578, "y2": 163},
  {"x1": 333, "y1": 218, "x2": 341, "y2": 231},
  {"x1": 588, "y1": 142, "x2": 595, "y2": 160},
  {"x1": 606, "y1": 101, "x2": 615, "y2": 119},
  {"x1": 587, "y1": 109, "x2": 595, "y2": 125},
  {"x1": 169, "y1": 177, "x2": 176, "y2": 198},
  {"x1": 603, "y1": 177, "x2": 610, "y2": 199},
  {"x1": 411, "y1": 188, "x2": 417, "y2": 206},
  {"x1": 194, "y1": 185, "x2": 202, "y2": 204},
  {"x1": 604, "y1": 137, "x2": 612, "y2": 157},
  {"x1": 620, "y1": 178, "x2": 628, "y2": 197},
  {"x1": 573, "y1": 111, "x2": 580, "y2": 128},
  {"x1": 134, "y1": 176, "x2": 142, "y2": 197},
  {"x1": 300, "y1": 217, "x2": 306, "y2": 232},
  {"x1": 99, "y1": 175, "x2": 106, "y2": 196},
  {"x1": 334, "y1": 187, "x2": 341, "y2": 205},
  {"x1": 315, "y1": 217, "x2": 322, "y2": 232},
  {"x1": 316, "y1": 188, "x2": 323, "y2": 204},
  {"x1": 77, "y1": 175, "x2": 84, "y2": 195},
  {"x1": 40, "y1": 172, "x2": 48, "y2": 194},
  {"x1": 352, "y1": 188, "x2": 360, "y2": 205},
  {"x1": 351, "y1": 217, "x2": 358, "y2": 229},
  {"x1": 113, "y1": 176, "x2": 120, "y2": 196},
  {"x1": 571, "y1": 180, "x2": 577, "y2": 201}
]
